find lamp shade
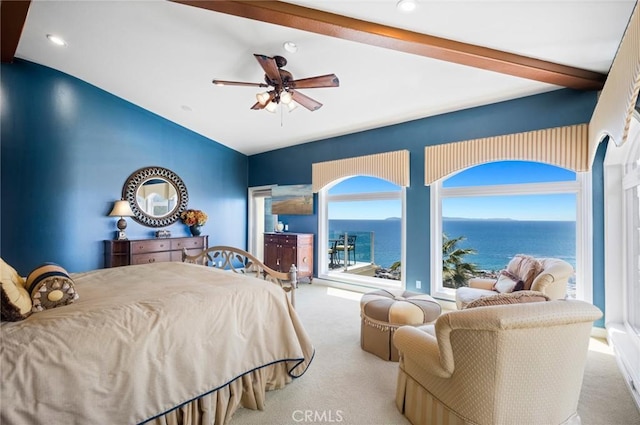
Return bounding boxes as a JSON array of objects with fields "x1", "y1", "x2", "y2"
[
  {"x1": 109, "y1": 200, "x2": 134, "y2": 217},
  {"x1": 256, "y1": 92, "x2": 271, "y2": 105},
  {"x1": 280, "y1": 91, "x2": 292, "y2": 104},
  {"x1": 265, "y1": 101, "x2": 278, "y2": 113}
]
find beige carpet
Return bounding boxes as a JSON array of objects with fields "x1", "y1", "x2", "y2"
[{"x1": 231, "y1": 283, "x2": 640, "y2": 425}]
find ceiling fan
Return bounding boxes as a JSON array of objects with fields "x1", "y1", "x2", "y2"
[{"x1": 212, "y1": 54, "x2": 339, "y2": 112}]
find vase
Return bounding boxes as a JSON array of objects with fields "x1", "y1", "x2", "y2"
[{"x1": 189, "y1": 225, "x2": 202, "y2": 236}]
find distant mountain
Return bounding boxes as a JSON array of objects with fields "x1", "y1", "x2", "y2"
[{"x1": 385, "y1": 217, "x2": 401, "y2": 221}]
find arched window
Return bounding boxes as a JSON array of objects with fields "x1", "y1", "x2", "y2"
[
  {"x1": 430, "y1": 160, "x2": 591, "y2": 303},
  {"x1": 318, "y1": 175, "x2": 405, "y2": 289},
  {"x1": 313, "y1": 151, "x2": 409, "y2": 290}
]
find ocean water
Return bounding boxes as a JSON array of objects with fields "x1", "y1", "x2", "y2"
[
  {"x1": 329, "y1": 219, "x2": 401, "y2": 268},
  {"x1": 329, "y1": 219, "x2": 576, "y2": 271},
  {"x1": 443, "y1": 219, "x2": 576, "y2": 271}
]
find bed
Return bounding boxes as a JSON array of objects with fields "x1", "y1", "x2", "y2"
[{"x1": 0, "y1": 248, "x2": 313, "y2": 425}]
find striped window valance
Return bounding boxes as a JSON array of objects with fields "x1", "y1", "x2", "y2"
[
  {"x1": 589, "y1": 1, "x2": 640, "y2": 162},
  {"x1": 424, "y1": 123, "x2": 589, "y2": 185},
  {"x1": 312, "y1": 150, "x2": 410, "y2": 192}
]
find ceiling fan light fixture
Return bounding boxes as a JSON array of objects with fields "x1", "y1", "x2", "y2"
[
  {"x1": 280, "y1": 91, "x2": 293, "y2": 104},
  {"x1": 214, "y1": 53, "x2": 338, "y2": 113},
  {"x1": 396, "y1": 0, "x2": 417, "y2": 13},
  {"x1": 287, "y1": 102, "x2": 298, "y2": 112},
  {"x1": 256, "y1": 91, "x2": 271, "y2": 105},
  {"x1": 265, "y1": 101, "x2": 278, "y2": 113}
]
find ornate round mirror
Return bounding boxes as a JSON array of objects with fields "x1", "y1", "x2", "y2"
[{"x1": 122, "y1": 166, "x2": 188, "y2": 227}]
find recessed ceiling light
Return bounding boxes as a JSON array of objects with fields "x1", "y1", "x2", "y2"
[
  {"x1": 46, "y1": 34, "x2": 67, "y2": 46},
  {"x1": 283, "y1": 41, "x2": 298, "y2": 53},
  {"x1": 396, "y1": 0, "x2": 417, "y2": 13}
]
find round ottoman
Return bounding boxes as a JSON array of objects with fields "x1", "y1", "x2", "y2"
[{"x1": 360, "y1": 289, "x2": 441, "y2": 361}]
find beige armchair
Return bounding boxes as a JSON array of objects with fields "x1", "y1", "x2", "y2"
[
  {"x1": 394, "y1": 299, "x2": 602, "y2": 425},
  {"x1": 456, "y1": 257, "x2": 573, "y2": 309}
]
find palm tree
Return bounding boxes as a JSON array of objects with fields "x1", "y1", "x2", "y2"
[{"x1": 442, "y1": 233, "x2": 478, "y2": 288}]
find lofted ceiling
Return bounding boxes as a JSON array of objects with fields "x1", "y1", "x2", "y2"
[{"x1": 3, "y1": 0, "x2": 638, "y2": 155}]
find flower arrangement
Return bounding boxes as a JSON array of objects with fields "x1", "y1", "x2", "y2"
[{"x1": 180, "y1": 209, "x2": 208, "y2": 226}]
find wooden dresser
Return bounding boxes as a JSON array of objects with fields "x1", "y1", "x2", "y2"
[
  {"x1": 264, "y1": 233, "x2": 313, "y2": 282},
  {"x1": 104, "y1": 235, "x2": 208, "y2": 268}
]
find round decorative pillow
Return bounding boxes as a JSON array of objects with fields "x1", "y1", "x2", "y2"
[{"x1": 26, "y1": 263, "x2": 79, "y2": 312}]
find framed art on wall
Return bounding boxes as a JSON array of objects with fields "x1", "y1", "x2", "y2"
[{"x1": 272, "y1": 185, "x2": 313, "y2": 215}]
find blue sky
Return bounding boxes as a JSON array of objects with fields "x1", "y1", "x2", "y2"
[
  {"x1": 443, "y1": 194, "x2": 576, "y2": 221},
  {"x1": 443, "y1": 161, "x2": 575, "y2": 187},
  {"x1": 329, "y1": 176, "x2": 401, "y2": 220},
  {"x1": 329, "y1": 199, "x2": 402, "y2": 220},
  {"x1": 328, "y1": 161, "x2": 577, "y2": 221}
]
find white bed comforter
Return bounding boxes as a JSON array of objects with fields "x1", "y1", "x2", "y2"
[{"x1": 0, "y1": 262, "x2": 313, "y2": 424}]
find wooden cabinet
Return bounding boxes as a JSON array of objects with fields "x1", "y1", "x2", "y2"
[
  {"x1": 264, "y1": 233, "x2": 313, "y2": 282},
  {"x1": 104, "y1": 236, "x2": 208, "y2": 268}
]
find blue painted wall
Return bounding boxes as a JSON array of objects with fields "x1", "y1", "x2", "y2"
[
  {"x1": 249, "y1": 89, "x2": 601, "y2": 303},
  {"x1": 1, "y1": 60, "x2": 248, "y2": 274}
]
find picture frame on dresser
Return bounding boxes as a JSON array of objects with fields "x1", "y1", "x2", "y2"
[{"x1": 104, "y1": 235, "x2": 208, "y2": 267}]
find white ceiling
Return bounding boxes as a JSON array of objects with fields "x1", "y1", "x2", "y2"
[{"x1": 14, "y1": 0, "x2": 638, "y2": 155}]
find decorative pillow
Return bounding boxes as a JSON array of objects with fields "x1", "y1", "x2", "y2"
[
  {"x1": 493, "y1": 270, "x2": 524, "y2": 293},
  {"x1": 1, "y1": 258, "x2": 32, "y2": 321},
  {"x1": 26, "y1": 263, "x2": 79, "y2": 312},
  {"x1": 506, "y1": 254, "x2": 544, "y2": 290},
  {"x1": 464, "y1": 290, "x2": 550, "y2": 309}
]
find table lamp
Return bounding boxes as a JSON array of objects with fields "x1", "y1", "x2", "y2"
[{"x1": 109, "y1": 200, "x2": 134, "y2": 240}]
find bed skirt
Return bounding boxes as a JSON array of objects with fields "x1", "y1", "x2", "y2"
[{"x1": 147, "y1": 361, "x2": 291, "y2": 425}]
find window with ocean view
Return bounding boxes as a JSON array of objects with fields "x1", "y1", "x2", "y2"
[
  {"x1": 322, "y1": 176, "x2": 404, "y2": 287},
  {"x1": 431, "y1": 160, "x2": 589, "y2": 302},
  {"x1": 442, "y1": 196, "x2": 576, "y2": 287}
]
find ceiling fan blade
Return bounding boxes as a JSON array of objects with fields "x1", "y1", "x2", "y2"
[
  {"x1": 250, "y1": 102, "x2": 265, "y2": 110},
  {"x1": 291, "y1": 91, "x2": 323, "y2": 111},
  {"x1": 288, "y1": 74, "x2": 339, "y2": 89},
  {"x1": 212, "y1": 79, "x2": 268, "y2": 88},
  {"x1": 254, "y1": 54, "x2": 282, "y2": 87}
]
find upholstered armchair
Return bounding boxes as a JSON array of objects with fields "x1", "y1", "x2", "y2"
[
  {"x1": 456, "y1": 256, "x2": 573, "y2": 309},
  {"x1": 394, "y1": 299, "x2": 602, "y2": 425}
]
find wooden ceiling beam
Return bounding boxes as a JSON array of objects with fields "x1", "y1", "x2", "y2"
[
  {"x1": 1, "y1": 0, "x2": 31, "y2": 63},
  {"x1": 174, "y1": 0, "x2": 606, "y2": 91}
]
